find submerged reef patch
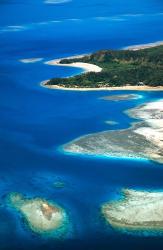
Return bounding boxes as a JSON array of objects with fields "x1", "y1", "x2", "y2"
[{"x1": 100, "y1": 94, "x2": 141, "y2": 101}]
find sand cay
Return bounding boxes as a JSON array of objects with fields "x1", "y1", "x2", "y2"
[
  {"x1": 63, "y1": 99, "x2": 163, "y2": 164},
  {"x1": 102, "y1": 189, "x2": 163, "y2": 234},
  {"x1": 8, "y1": 192, "x2": 68, "y2": 235}
]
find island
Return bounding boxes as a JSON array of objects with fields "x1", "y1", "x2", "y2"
[
  {"x1": 7, "y1": 192, "x2": 68, "y2": 236},
  {"x1": 63, "y1": 100, "x2": 163, "y2": 164},
  {"x1": 43, "y1": 44, "x2": 163, "y2": 90},
  {"x1": 102, "y1": 189, "x2": 163, "y2": 234}
]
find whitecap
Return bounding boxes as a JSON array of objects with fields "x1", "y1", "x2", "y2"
[
  {"x1": 44, "y1": 0, "x2": 72, "y2": 4},
  {"x1": 94, "y1": 16, "x2": 125, "y2": 22},
  {"x1": 67, "y1": 18, "x2": 82, "y2": 21},
  {"x1": 1, "y1": 25, "x2": 25, "y2": 32},
  {"x1": 50, "y1": 20, "x2": 63, "y2": 23}
]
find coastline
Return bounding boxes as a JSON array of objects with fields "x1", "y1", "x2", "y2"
[
  {"x1": 42, "y1": 82, "x2": 163, "y2": 91},
  {"x1": 124, "y1": 41, "x2": 163, "y2": 51},
  {"x1": 45, "y1": 57, "x2": 102, "y2": 74}
]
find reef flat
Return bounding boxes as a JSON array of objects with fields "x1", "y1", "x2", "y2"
[
  {"x1": 8, "y1": 193, "x2": 68, "y2": 236},
  {"x1": 102, "y1": 189, "x2": 163, "y2": 234},
  {"x1": 63, "y1": 100, "x2": 163, "y2": 163},
  {"x1": 53, "y1": 181, "x2": 65, "y2": 188},
  {"x1": 100, "y1": 94, "x2": 140, "y2": 101}
]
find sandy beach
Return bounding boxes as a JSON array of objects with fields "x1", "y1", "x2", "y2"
[
  {"x1": 45, "y1": 57, "x2": 102, "y2": 73},
  {"x1": 42, "y1": 83, "x2": 163, "y2": 91}
]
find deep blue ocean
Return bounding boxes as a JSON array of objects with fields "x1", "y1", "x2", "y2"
[{"x1": 0, "y1": 0, "x2": 163, "y2": 249}]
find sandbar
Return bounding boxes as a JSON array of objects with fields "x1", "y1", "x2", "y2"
[{"x1": 45, "y1": 56, "x2": 102, "y2": 73}]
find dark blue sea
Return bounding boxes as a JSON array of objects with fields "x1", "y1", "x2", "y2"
[{"x1": 0, "y1": 0, "x2": 163, "y2": 249}]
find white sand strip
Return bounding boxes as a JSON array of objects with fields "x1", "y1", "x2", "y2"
[
  {"x1": 42, "y1": 84, "x2": 163, "y2": 91},
  {"x1": 124, "y1": 41, "x2": 163, "y2": 51},
  {"x1": 44, "y1": 56, "x2": 102, "y2": 73}
]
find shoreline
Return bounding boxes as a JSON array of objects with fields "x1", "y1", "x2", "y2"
[
  {"x1": 42, "y1": 82, "x2": 163, "y2": 91},
  {"x1": 123, "y1": 40, "x2": 163, "y2": 51},
  {"x1": 45, "y1": 57, "x2": 102, "y2": 74}
]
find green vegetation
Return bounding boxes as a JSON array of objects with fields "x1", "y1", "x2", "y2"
[{"x1": 46, "y1": 45, "x2": 163, "y2": 88}]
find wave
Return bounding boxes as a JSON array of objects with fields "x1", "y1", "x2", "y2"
[
  {"x1": 0, "y1": 25, "x2": 25, "y2": 33},
  {"x1": 1, "y1": 12, "x2": 163, "y2": 33},
  {"x1": 94, "y1": 16, "x2": 125, "y2": 22},
  {"x1": 93, "y1": 12, "x2": 163, "y2": 21}
]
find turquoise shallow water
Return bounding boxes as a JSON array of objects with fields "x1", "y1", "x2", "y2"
[{"x1": 0, "y1": 0, "x2": 163, "y2": 249}]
